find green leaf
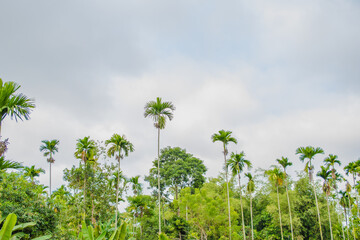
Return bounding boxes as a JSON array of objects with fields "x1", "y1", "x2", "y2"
[
  {"x1": 12, "y1": 222, "x2": 36, "y2": 231},
  {"x1": 0, "y1": 213, "x2": 17, "y2": 240},
  {"x1": 31, "y1": 235, "x2": 52, "y2": 240},
  {"x1": 117, "y1": 222, "x2": 127, "y2": 240}
]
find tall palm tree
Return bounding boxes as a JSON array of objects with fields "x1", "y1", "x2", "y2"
[
  {"x1": 317, "y1": 165, "x2": 333, "y2": 240},
  {"x1": 227, "y1": 151, "x2": 251, "y2": 240},
  {"x1": 0, "y1": 78, "x2": 35, "y2": 137},
  {"x1": 40, "y1": 139, "x2": 59, "y2": 195},
  {"x1": 245, "y1": 172, "x2": 255, "y2": 240},
  {"x1": 23, "y1": 165, "x2": 45, "y2": 183},
  {"x1": 265, "y1": 167, "x2": 285, "y2": 240},
  {"x1": 74, "y1": 136, "x2": 96, "y2": 221},
  {"x1": 296, "y1": 146, "x2": 324, "y2": 240},
  {"x1": 129, "y1": 175, "x2": 142, "y2": 196},
  {"x1": 212, "y1": 130, "x2": 237, "y2": 240},
  {"x1": 324, "y1": 154, "x2": 341, "y2": 180},
  {"x1": 105, "y1": 133, "x2": 134, "y2": 228},
  {"x1": 144, "y1": 97, "x2": 175, "y2": 234},
  {"x1": 276, "y1": 156, "x2": 294, "y2": 240},
  {"x1": 339, "y1": 190, "x2": 351, "y2": 240},
  {"x1": 344, "y1": 160, "x2": 360, "y2": 218}
]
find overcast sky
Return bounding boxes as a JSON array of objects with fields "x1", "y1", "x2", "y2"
[{"x1": 0, "y1": 0, "x2": 359, "y2": 195}]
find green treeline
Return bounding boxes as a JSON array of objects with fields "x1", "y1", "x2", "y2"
[{"x1": 0, "y1": 79, "x2": 359, "y2": 240}]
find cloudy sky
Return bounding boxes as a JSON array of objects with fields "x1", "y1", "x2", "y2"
[{"x1": 1, "y1": 0, "x2": 359, "y2": 194}]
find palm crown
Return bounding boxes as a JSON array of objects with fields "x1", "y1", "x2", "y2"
[
  {"x1": 23, "y1": 165, "x2": 45, "y2": 182},
  {"x1": 296, "y1": 146, "x2": 324, "y2": 180},
  {"x1": 40, "y1": 139, "x2": 59, "y2": 163},
  {"x1": 276, "y1": 157, "x2": 292, "y2": 173},
  {"x1": 0, "y1": 78, "x2": 35, "y2": 124},
  {"x1": 144, "y1": 97, "x2": 175, "y2": 129},
  {"x1": 227, "y1": 151, "x2": 251, "y2": 176},
  {"x1": 105, "y1": 134, "x2": 134, "y2": 162},
  {"x1": 211, "y1": 130, "x2": 237, "y2": 155},
  {"x1": 317, "y1": 165, "x2": 331, "y2": 195},
  {"x1": 324, "y1": 154, "x2": 340, "y2": 179},
  {"x1": 265, "y1": 167, "x2": 285, "y2": 187},
  {"x1": 245, "y1": 173, "x2": 255, "y2": 193},
  {"x1": 74, "y1": 136, "x2": 96, "y2": 163}
]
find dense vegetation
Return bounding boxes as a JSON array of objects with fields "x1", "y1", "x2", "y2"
[{"x1": 0, "y1": 79, "x2": 359, "y2": 239}]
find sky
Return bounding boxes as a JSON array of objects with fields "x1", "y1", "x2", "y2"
[{"x1": 0, "y1": 0, "x2": 359, "y2": 197}]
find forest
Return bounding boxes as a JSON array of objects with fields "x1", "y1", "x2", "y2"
[{"x1": 0, "y1": 78, "x2": 359, "y2": 240}]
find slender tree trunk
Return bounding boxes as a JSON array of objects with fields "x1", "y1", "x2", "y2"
[
  {"x1": 49, "y1": 161, "x2": 52, "y2": 195},
  {"x1": 250, "y1": 193, "x2": 254, "y2": 240},
  {"x1": 238, "y1": 174, "x2": 246, "y2": 240},
  {"x1": 285, "y1": 183, "x2": 294, "y2": 240},
  {"x1": 83, "y1": 163, "x2": 86, "y2": 222},
  {"x1": 353, "y1": 175, "x2": 359, "y2": 218},
  {"x1": 277, "y1": 185, "x2": 284, "y2": 240},
  {"x1": 313, "y1": 183, "x2": 323, "y2": 240},
  {"x1": 224, "y1": 145, "x2": 232, "y2": 240},
  {"x1": 326, "y1": 195, "x2": 334, "y2": 240},
  {"x1": 339, "y1": 208, "x2": 346, "y2": 240},
  {"x1": 344, "y1": 207, "x2": 349, "y2": 240},
  {"x1": 347, "y1": 196, "x2": 355, "y2": 240},
  {"x1": 115, "y1": 154, "x2": 121, "y2": 228},
  {"x1": 158, "y1": 127, "x2": 161, "y2": 235}
]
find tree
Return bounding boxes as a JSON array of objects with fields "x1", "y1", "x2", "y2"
[
  {"x1": 245, "y1": 172, "x2": 255, "y2": 240},
  {"x1": 265, "y1": 166, "x2": 286, "y2": 240},
  {"x1": 23, "y1": 165, "x2": 45, "y2": 184},
  {"x1": 129, "y1": 175, "x2": 142, "y2": 196},
  {"x1": 339, "y1": 190, "x2": 352, "y2": 240},
  {"x1": 105, "y1": 133, "x2": 134, "y2": 228},
  {"x1": 0, "y1": 156, "x2": 22, "y2": 173},
  {"x1": 0, "y1": 78, "x2": 35, "y2": 137},
  {"x1": 144, "y1": 97, "x2": 175, "y2": 234},
  {"x1": 296, "y1": 146, "x2": 324, "y2": 240},
  {"x1": 344, "y1": 160, "x2": 360, "y2": 218},
  {"x1": 40, "y1": 139, "x2": 59, "y2": 195},
  {"x1": 317, "y1": 165, "x2": 333, "y2": 240},
  {"x1": 74, "y1": 136, "x2": 96, "y2": 221},
  {"x1": 227, "y1": 151, "x2": 251, "y2": 240},
  {"x1": 211, "y1": 129, "x2": 237, "y2": 240},
  {"x1": 276, "y1": 156, "x2": 294, "y2": 240},
  {"x1": 324, "y1": 154, "x2": 341, "y2": 180}
]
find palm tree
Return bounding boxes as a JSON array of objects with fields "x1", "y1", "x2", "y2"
[
  {"x1": 296, "y1": 146, "x2": 324, "y2": 240},
  {"x1": 245, "y1": 172, "x2": 255, "y2": 240},
  {"x1": 265, "y1": 167, "x2": 285, "y2": 240},
  {"x1": 339, "y1": 190, "x2": 351, "y2": 240},
  {"x1": 324, "y1": 154, "x2": 341, "y2": 180},
  {"x1": 212, "y1": 130, "x2": 237, "y2": 240},
  {"x1": 144, "y1": 97, "x2": 175, "y2": 234},
  {"x1": 276, "y1": 157, "x2": 294, "y2": 240},
  {"x1": 74, "y1": 136, "x2": 96, "y2": 221},
  {"x1": 0, "y1": 78, "x2": 35, "y2": 137},
  {"x1": 129, "y1": 175, "x2": 142, "y2": 196},
  {"x1": 344, "y1": 160, "x2": 360, "y2": 218},
  {"x1": 105, "y1": 133, "x2": 134, "y2": 228},
  {"x1": 317, "y1": 165, "x2": 333, "y2": 240},
  {"x1": 40, "y1": 139, "x2": 59, "y2": 195},
  {"x1": 23, "y1": 165, "x2": 45, "y2": 183},
  {"x1": 227, "y1": 151, "x2": 251, "y2": 240}
]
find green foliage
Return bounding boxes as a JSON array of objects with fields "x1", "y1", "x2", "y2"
[{"x1": 0, "y1": 213, "x2": 52, "y2": 240}]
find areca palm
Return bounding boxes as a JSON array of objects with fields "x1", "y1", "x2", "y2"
[
  {"x1": 40, "y1": 139, "x2": 59, "y2": 195},
  {"x1": 0, "y1": 78, "x2": 35, "y2": 137},
  {"x1": 144, "y1": 97, "x2": 175, "y2": 234},
  {"x1": 265, "y1": 167, "x2": 285, "y2": 240},
  {"x1": 227, "y1": 151, "x2": 251, "y2": 240},
  {"x1": 23, "y1": 165, "x2": 45, "y2": 183},
  {"x1": 317, "y1": 166, "x2": 333, "y2": 240},
  {"x1": 296, "y1": 146, "x2": 324, "y2": 240},
  {"x1": 344, "y1": 160, "x2": 360, "y2": 218},
  {"x1": 105, "y1": 133, "x2": 134, "y2": 228},
  {"x1": 74, "y1": 136, "x2": 96, "y2": 221},
  {"x1": 339, "y1": 190, "x2": 352, "y2": 240},
  {"x1": 212, "y1": 130, "x2": 237, "y2": 240},
  {"x1": 245, "y1": 173, "x2": 255, "y2": 240},
  {"x1": 0, "y1": 156, "x2": 22, "y2": 172},
  {"x1": 324, "y1": 154, "x2": 341, "y2": 180},
  {"x1": 277, "y1": 157, "x2": 294, "y2": 240}
]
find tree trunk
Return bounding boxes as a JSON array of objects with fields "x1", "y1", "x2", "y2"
[
  {"x1": 224, "y1": 144, "x2": 232, "y2": 240},
  {"x1": 158, "y1": 127, "x2": 161, "y2": 235},
  {"x1": 238, "y1": 174, "x2": 246, "y2": 240},
  {"x1": 285, "y1": 183, "x2": 294, "y2": 240},
  {"x1": 91, "y1": 197, "x2": 95, "y2": 226},
  {"x1": 277, "y1": 185, "x2": 284, "y2": 240},
  {"x1": 326, "y1": 195, "x2": 333, "y2": 240},
  {"x1": 115, "y1": 154, "x2": 121, "y2": 228},
  {"x1": 344, "y1": 207, "x2": 349, "y2": 240},
  {"x1": 250, "y1": 193, "x2": 254, "y2": 240},
  {"x1": 347, "y1": 196, "x2": 355, "y2": 240},
  {"x1": 83, "y1": 160, "x2": 87, "y2": 222},
  {"x1": 353, "y1": 175, "x2": 359, "y2": 218},
  {"x1": 313, "y1": 183, "x2": 323, "y2": 240},
  {"x1": 49, "y1": 160, "x2": 52, "y2": 195}
]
